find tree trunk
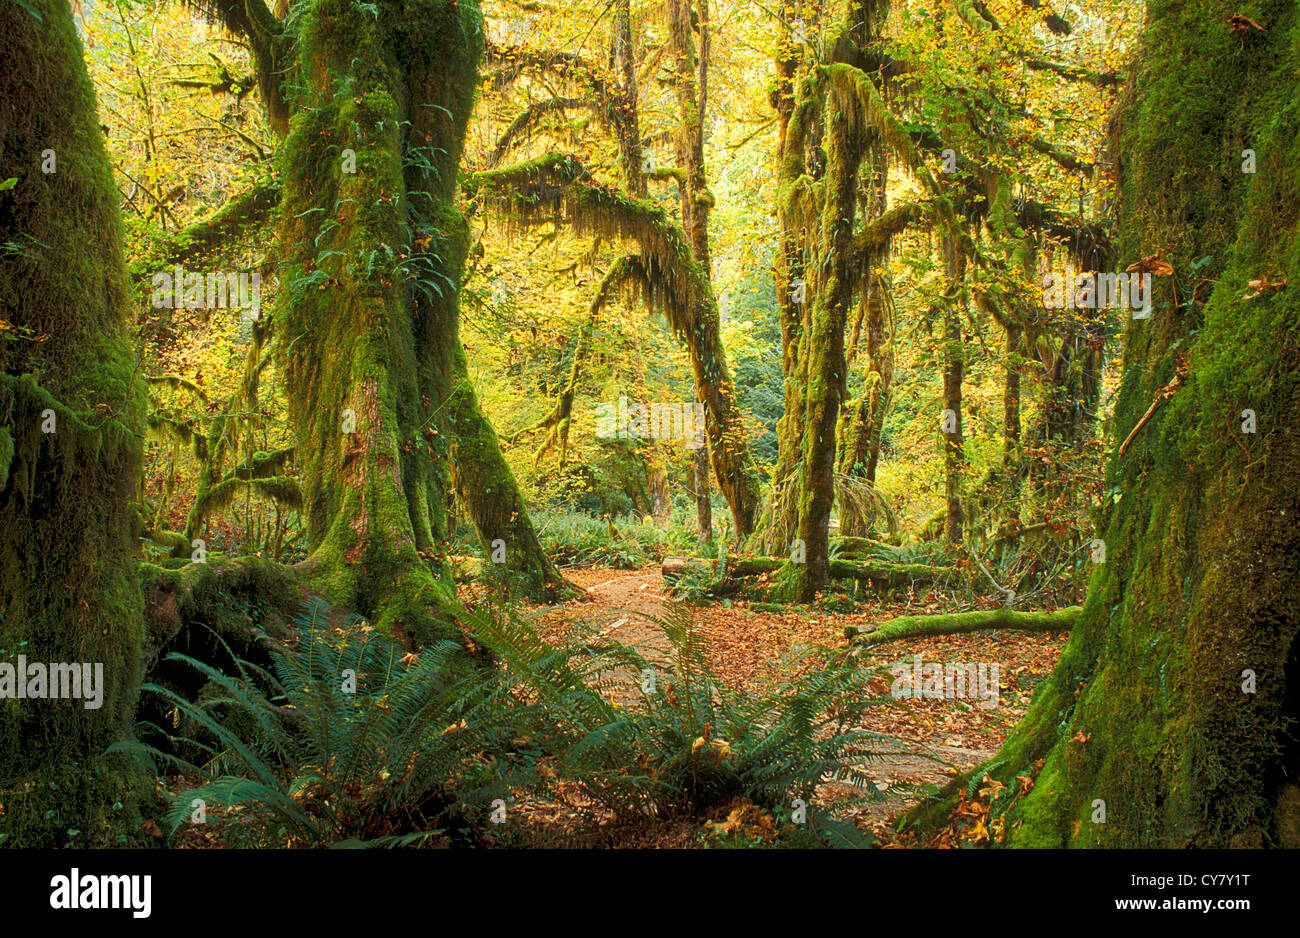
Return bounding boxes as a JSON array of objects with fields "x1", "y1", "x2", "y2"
[
  {"x1": 447, "y1": 358, "x2": 567, "y2": 598},
  {"x1": 766, "y1": 61, "x2": 817, "y2": 555},
  {"x1": 1002, "y1": 322, "x2": 1022, "y2": 479},
  {"x1": 862, "y1": 267, "x2": 893, "y2": 486},
  {"x1": 611, "y1": 0, "x2": 645, "y2": 198},
  {"x1": 909, "y1": 0, "x2": 1300, "y2": 848},
  {"x1": 0, "y1": 0, "x2": 148, "y2": 845},
  {"x1": 941, "y1": 235, "x2": 965, "y2": 545},
  {"x1": 693, "y1": 438, "x2": 713, "y2": 544},
  {"x1": 275, "y1": 0, "x2": 501, "y2": 639},
  {"x1": 788, "y1": 85, "x2": 862, "y2": 601},
  {"x1": 664, "y1": 0, "x2": 761, "y2": 543}
]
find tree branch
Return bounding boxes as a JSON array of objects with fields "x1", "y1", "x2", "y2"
[{"x1": 490, "y1": 96, "x2": 592, "y2": 166}]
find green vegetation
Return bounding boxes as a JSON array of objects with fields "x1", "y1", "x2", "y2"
[{"x1": 2, "y1": 0, "x2": 1295, "y2": 856}]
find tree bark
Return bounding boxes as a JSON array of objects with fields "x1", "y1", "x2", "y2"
[
  {"x1": 788, "y1": 84, "x2": 860, "y2": 601},
  {"x1": 274, "y1": 0, "x2": 503, "y2": 638},
  {"x1": 0, "y1": 0, "x2": 148, "y2": 845},
  {"x1": 692, "y1": 438, "x2": 713, "y2": 544},
  {"x1": 941, "y1": 235, "x2": 966, "y2": 545}
]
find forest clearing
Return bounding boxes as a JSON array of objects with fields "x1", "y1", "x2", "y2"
[{"x1": 1, "y1": 0, "x2": 1297, "y2": 903}]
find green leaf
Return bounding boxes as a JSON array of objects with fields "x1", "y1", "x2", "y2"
[
  {"x1": 0, "y1": 178, "x2": 17, "y2": 191},
  {"x1": 7, "y1": 0, "x2": 41, "y2": 22}
]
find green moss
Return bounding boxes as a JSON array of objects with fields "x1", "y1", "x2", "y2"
[
  {"x1": 0, "y1": 0, "x2": 149, "y2": 847},
  {"x1": 269, "y1": 0, "x2": 490, "y2": 643},
  {"x1": 853, "y1": 606, "x2": 1080, "y2": 650}
]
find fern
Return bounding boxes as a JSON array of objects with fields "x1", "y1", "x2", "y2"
[
  {"x1": 468, "y1": 599, "x2": 903, "y2": 843},
  {"x1": 118, "y1": 600, "x2": 527, "y2": 847},
  {"x1": 122, "y1": 596, "x2": 907, "y2": 848}
]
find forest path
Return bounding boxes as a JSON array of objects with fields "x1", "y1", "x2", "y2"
[{"x1": 546, "y1": 566, "x2": 1013, "y2": 829}]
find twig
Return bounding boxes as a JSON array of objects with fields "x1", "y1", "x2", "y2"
[{"x1": 1118, "y1": 363, "x2": 1187, "y2": 457}]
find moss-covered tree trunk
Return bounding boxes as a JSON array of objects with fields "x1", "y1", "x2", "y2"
[
  {"x1": 763, "y1": 2, "x2": 905, "y2": 558},
  {"x1": 191, "y1": 0, "x2": 556, "y2": 609},
  {"x1": 692, "y1": 438, "x2": 712, "y2": 544},
  {"x1": 861, "y1": 268, "x2": 893, "y2": 487},
  {"x1": 909, "y1": 0, "x2": 1300, "y2": 847},
  {"x1": 664, "y1": 0, "x2": 760, "y2": 542},
  {"x1": 787, "y1": 82, "x2": 863, "y2": 601},
  {"x1": 0, "y1": 0, "x2": 147, "y2": 846},
  {"x1": 275, "y1": 0, "x2": 504, "y2": 637},
  {"x1": 765, "y1": 54, "x2": 817, "y2": 556},
  {"x1": 446, "y1": 357, "x2": 567, "y2": 598},
  {"x1": 611, "y1": 0, "x2": 645, "y2": 199},
  {"x1": 1002, "y1": 323, "x2": 1022, "y2": 478},
  {"x1": 837, "y1": 158, "x2": 891, "y2": 537}
]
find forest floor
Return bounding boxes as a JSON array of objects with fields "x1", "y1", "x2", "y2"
[
  {"x1": 165, "y1": 565, "x2": 1070, "y2": 849},
  {"x1": 506, "y1": 565, "x2": 1071, "y2": 847}
]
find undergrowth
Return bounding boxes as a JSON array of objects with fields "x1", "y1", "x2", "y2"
[{"x1": 120, "y1": 596, "x2": 902, "y2": 847}]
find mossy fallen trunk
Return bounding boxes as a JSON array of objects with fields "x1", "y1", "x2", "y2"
[
  {"x1": 664, "y1": 555, "x2": 942, "y2": 592},
  {"x1": 830, "y1": 535, "x2": 901, "y2": 556},
  {"x1": 0, "y1": 0, "x2": 148, "y2": 847},
  {"x1": 848, "y1": 606, "x2": 1080, "y2": 650},
  {"x1": 905, "y1": 0, "x2": 1300, "y2": 848},
  {"x1": 140, "y1": 557, "x2": 305, "y2": 651}
]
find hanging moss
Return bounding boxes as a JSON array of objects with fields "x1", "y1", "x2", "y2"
[
  {"x1": 469, "y1": 154, "x2": 764, "y2": 539},
  {"x1": 128, "y1": 179, "x2": 280, "y2": 280}
]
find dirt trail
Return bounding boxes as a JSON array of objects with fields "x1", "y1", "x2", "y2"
[
  {"x1": 554, "y1": 566, "x2": 1001, "y2": 822},
  {"x1": 558, "y1": 567, "x2": 675, "y2": 705}
]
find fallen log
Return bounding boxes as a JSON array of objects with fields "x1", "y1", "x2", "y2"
[
  {"x1": 661, "y1": 556, "x2": 703, "y2": 581},
  {"x1": 830, "y1": 536, "x2": 896, "y2": 555},
  {"x1": 661, "y1": 555, "x2": 944, "y2": 590},
  {"x1": 847, "y1": 605, "x2": 1082, "y2": 649}
]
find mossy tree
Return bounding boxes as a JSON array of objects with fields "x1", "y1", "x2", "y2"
[
  {"x1": 763, "y1": 0, "x2": 1119, "y2": 595},
  {"x1": 482, "y1": 4, "x2": 763, "y2": 541},
  {"x1": 765, "y1": 1, "x2": 938, "y2": 598},
  {"x1": 0, "y1": 0, "x2": 149, "y2": 846},
  {"x1": 274, "y1": 0, "x2": 564, "y2": 627},
  {"x1": 907, "y1": 0, "x2": 1300, "y2": 847},
  {"x1": 189, "y1": 0, "x2": 565, "y2": 618}
]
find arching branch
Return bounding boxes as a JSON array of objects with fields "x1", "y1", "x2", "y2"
[
  {"x1": 490, "y1": 96, "x2": 593, "y2": 167},
  {"x1": 511, "y1": 256, "x2": 647, "y2": 466}
]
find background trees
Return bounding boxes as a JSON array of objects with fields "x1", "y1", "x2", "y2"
[{"x1": 908, "y1": 0, "x2": 1300, "y2": 847}]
